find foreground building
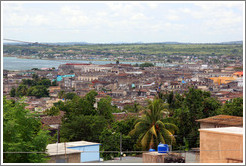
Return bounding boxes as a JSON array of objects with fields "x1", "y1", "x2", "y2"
[
  {"x1": 199, "y1": 127, "x2": 243, "y2": 163},
  {"x1": 46, "y1": 141, "x2": 101, "y2": 163}
]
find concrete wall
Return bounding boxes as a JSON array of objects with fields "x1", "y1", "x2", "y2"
[
  {"x1": 143, "y1": 152, "x2": 167, "y2": 163},
  {"x1": 199, "y1": 130, "x2": 243, "y2": 163},
  {"x1": 200, "y1": 123, "x2": 216, "y2": 129},
  {"x1": 47, "y1": 153, "x2": 81, "y2": 163},
  {"x1": 200, "y1": 122, "x2": 242, "y2": 129},
  {"x1": 68, "y1": 145, "x2": 100, "y2": 162}
]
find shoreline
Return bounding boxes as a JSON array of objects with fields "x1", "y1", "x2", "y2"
[
  {"x1": 3, "y1": 56, "x2": 164, "y2": 63},
  {"x1": 3, "y1": 56, "x2": 174, "y2": 71}
]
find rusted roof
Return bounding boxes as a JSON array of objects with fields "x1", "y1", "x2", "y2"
[
  {"x1": 113, "y1": 112, "x2": 138, "y2": 121},
  {"x1": 41, "y1": 111, "x2": 65, "y2": 126},
  {"x1": 196, "y1": 115, "x2": 243, "y2": 126}
]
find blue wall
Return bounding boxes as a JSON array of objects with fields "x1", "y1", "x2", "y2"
[{"x1": 68, "y1": 144, "x2": 100, "y2": 162}]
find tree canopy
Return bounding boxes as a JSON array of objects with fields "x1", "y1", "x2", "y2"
[
  {"x1": 129, "y1": 99, "x2": 178, "y2": 150},
  {"x1": 3, "y1": 97, "x2": 50, "y2": 163},
  {"x1": 160, "y1": 88, "x2": 223, "y2": 149},
  {"x1": 10, "y1": 74, "x2": 51, "y2": 98}
]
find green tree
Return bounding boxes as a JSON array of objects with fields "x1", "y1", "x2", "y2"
[
  {"x1": 97, "y1": 97, "x2": 115, "y2": 121},
  {"x1": 32, "y1": 74, "x2": 39, "y2": 82},
  {"x1": 58, "y1": 90, "x2": 66, "y2": 99},
  {"x1": 16, "y1": 84, "x2": 28, "y2": 97},
  {"x1": 172, "y1": 88, "x2": 221, "y2": 148},
  {"x1": 22, "y1": 79, "x2": 35, "y2": 87},
  {"x1": 99, "y1": 129, "x2": 132, "y2": 160},
  {"x1": 3, "y1": 97, "x2": 50, "y2": 163},
  {"x1": 62, "y1": 91, "x2": 97, "y2": 116},
  {"x1": 51, "y1": 80, "x2": 57, "y2": 86},
  {"x1": 10, "y1": 88, "x2": 16, "y2": 97},
  {"x1": 27, "y1": 85, "x2": 49, "y2": 98},
  {"x1": 124, "y1": 102, "x2": 143, "y2": 113},
  {"x1": 139, "y1": 62, "x2": 154, "y2": 67},
  {"x1": 112, "y1": 116, "x2": 137, "y2": 135},
  {"x1": 60, "y1": 115, "x2": 107, "y2": 142},
  {"x1": 37, "y1": 79, "x2": 51, "y2": 87},
  {"x1": 59, "y1": 91, "x2": 107, "y2": 143},
  {"x1": 129, "y1": 99, "x2": 178, "y2": 150},
  {"x1": 64, "y1": 92, "x2": 77, "y2": 100},
  {"x1": 220, "y1": 98, "x2": 243, "y2": 117},
  {"x1": 44, "y1": 106, "x2": 60, "y2": 116},
  {"x1": 99, "y1": 129, "x2": 120, "y2": 160}
]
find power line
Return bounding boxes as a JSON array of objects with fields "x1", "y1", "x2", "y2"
[
  {"x1": 3, "y1": 38, "x2": 53, "y2": 47},
  {"x1": 3, "y1": 149, "x2": 241, "y2": 154}
]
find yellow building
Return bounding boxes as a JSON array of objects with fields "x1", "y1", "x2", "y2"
[{"x1": 209, "y1": 77, "x2": 236, "y2": 85}]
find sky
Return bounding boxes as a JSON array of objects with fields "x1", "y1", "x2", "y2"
[{"x1": 2, "y1": 1, "x2": 244, "y2": 43}]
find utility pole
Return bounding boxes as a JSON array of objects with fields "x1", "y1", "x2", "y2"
[
  {"x1": 120, "y1": 133, "x2": 122, "y2": 161},
  {"x1": 64, "y1": 142, "x2": 67, "y2": 162},
  {"x1": 170, "y1": 135, "x2": 177, "y2": 152},
  {"x1": 57, "y1": 125, "x2": 59, "y2": 156}
]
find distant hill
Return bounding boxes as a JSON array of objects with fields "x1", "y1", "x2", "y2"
[
  {"x1": 3, "y1": 40, "x2": 243, "y2": 46},
  {"x1": 218, "y1": 41, "x2": 243, "y2": 45}
]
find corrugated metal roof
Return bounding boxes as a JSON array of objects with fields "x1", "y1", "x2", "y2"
[{"x1": 47, "y1": 141, "x2": 100, "y2": 156}]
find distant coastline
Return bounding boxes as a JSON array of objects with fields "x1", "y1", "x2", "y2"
[
  {"x1": 3, "y1": 55, "x2": 160, "y2": 63},
  {"x1": 4, "y1": 56, "x2": 172, "y2": 71}
]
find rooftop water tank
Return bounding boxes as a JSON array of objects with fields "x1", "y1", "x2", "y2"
[{"x1": 158, "y1": 143, "x2": 169, "y2": 153}]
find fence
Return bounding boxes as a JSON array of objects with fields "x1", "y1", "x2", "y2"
[{"x1": 3, "y1": 148, "x2": 243, "y2": 163}]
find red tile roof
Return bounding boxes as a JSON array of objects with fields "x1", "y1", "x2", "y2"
[{"x1": 233, "y1": 71, "x2": 243, "y2": 76}]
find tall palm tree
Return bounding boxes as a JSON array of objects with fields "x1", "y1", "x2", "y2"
[{"x1": 129, "y1": 99, "x2": 178, "y2": 150}]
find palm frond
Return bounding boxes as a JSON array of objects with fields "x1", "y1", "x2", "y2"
[
  {"x1": 156, "y1": 120, "x2": 165, "y2": 129},
  {"x1": 149, "y1": 125, "x2": 157, "y2": 137},
  {"x1": 164, "y1": 123, "x2": 179, "y2": 134},
  {"x1": 141, "y1": 130, "x2": 151, "y2": 149},
  {"x1": 160, "y1": 128, "x2": 174, "y2": 145},
  {"x1": 157, "y1": 131, "x2": 165, "y2": 144}
]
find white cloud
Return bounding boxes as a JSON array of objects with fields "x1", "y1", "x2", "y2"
[
  {"x1": 148, "y1": 3, "x2": 158, "y2": 9},
  {"x1": 181, "y1": 8, "x2": 191, "y2": 14},
  {"x1": 131, "y1": 13, "x2": 148, "y2": 21},
  {"x1": 166, "y1": 15, "x2": 180, "y2": 21},
  {"x1": 2, "y1": 2, "x2": 244, "y2": 43}
]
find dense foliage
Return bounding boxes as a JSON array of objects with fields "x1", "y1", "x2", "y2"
[
  {"x1": 44, "y1": 106, "x2": 60, "y2": 116},
  {"x1": 129, "y1": 99, "x2": 178, "y2": 150},
  {"x1": 10, "y1": 74, "x2": 52, "y2": 98},
  {"x1": 220, "y1": 98, "x2": 243, "y2": 117},
  {"x1": 54, "y1": 90, "x2": 139, "y2": 160},
  {"x1": 159, "y1": 88, "x2": 243, "y2": 149},
  {"x1": 3, "y1": 97, "x2": 50, "y2": 163},
  {"x1": 99, "y1": 116, "x2": 138, "y2": 160},
  {"x1": 123, "y1": 101, "x2": 143, "y2": 113},
  {"x1": 139, "y1": 62, "x2": 155, "y2": 67},
  {"x1": 53, "y1": 88, "x2": 243, "y2": 159},
  {"x1": 59, "y1": 91, "x2": 117, "y2": 143}
]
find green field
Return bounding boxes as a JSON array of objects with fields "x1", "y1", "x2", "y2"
[{"x1": 3, "y1": 43, "x2": 243, "y2": 61}]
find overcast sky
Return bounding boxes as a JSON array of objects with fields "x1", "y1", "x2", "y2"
[{"x1": 2, "y1": 1, "x2": 244, "y2": 43}]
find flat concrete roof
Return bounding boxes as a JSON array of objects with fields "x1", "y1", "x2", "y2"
[
  {"x1": 46, "y1": 141, "x2": 100, "y2": 156},
  {"x1": 199, "y1": 127, "x2": 243, "y2": 135}
]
